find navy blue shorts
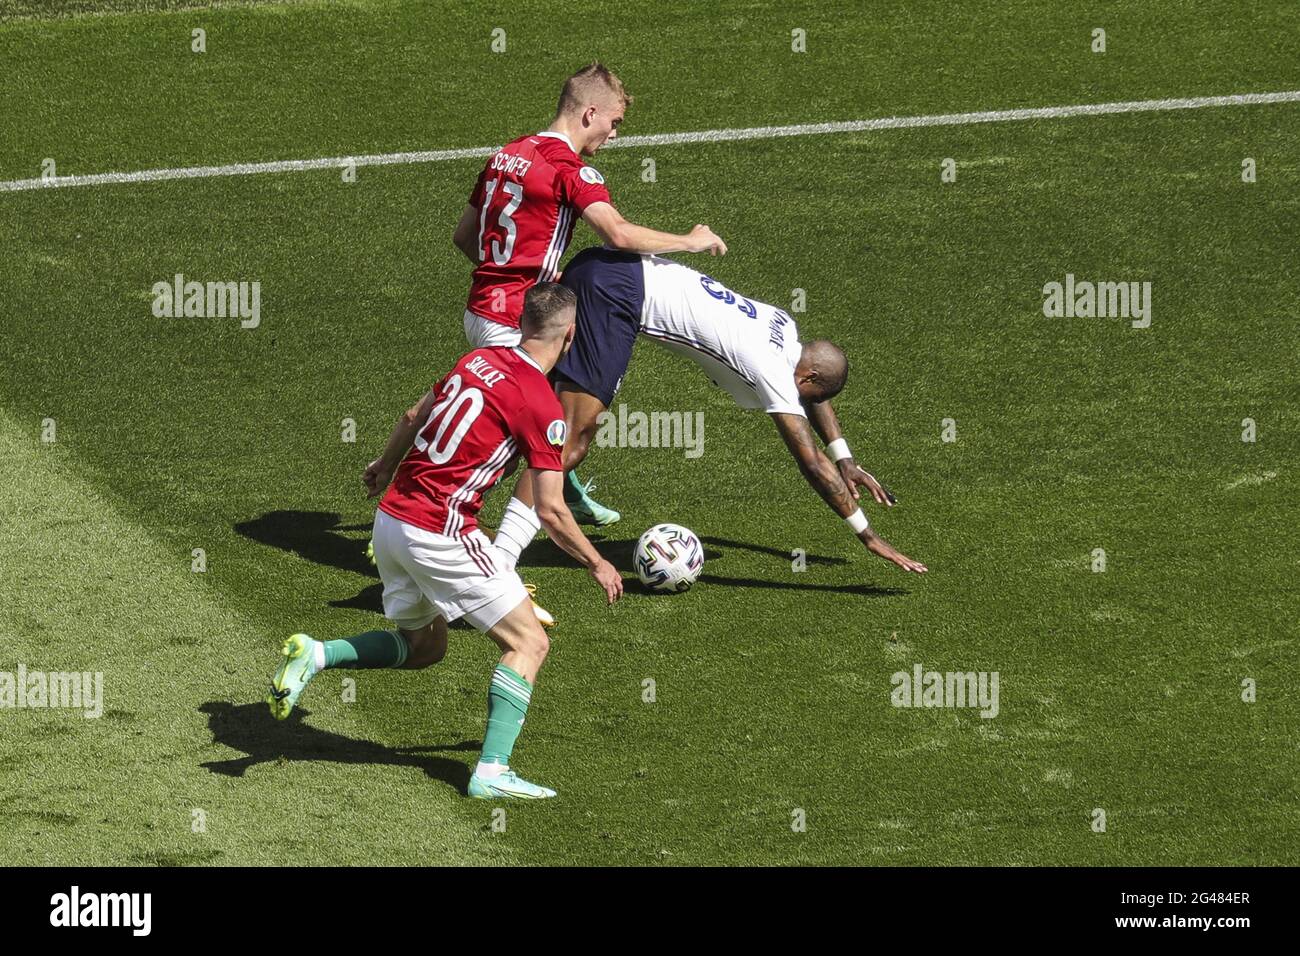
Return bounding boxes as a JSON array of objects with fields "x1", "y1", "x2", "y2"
[{"x1": 553, "y1": 247, "x2": 645, "y2": 407}]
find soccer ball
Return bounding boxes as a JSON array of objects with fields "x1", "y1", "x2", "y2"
[{"x1": 634, "y1": 523, "x2": 704, "y2": 592}]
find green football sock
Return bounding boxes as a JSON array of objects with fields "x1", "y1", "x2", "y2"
[
  {"x1": 480, "y1": 664, "x2": 532, "y2": 766},
  {"x1": 562, "y1": 469, "x2": 586, "y2": 503},
  {"x1": 322, "y1": 629, "x2": 410, "y2": 669}
]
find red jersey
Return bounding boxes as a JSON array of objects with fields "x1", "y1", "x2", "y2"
[
  {"x1": 464, "y1": 131, "x2": 612, "y2": 327},
  {"x1": 379, "y1": 347, "x2": 567, "y2": 536}
]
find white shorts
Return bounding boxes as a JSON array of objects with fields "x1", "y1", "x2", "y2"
[
  {"x1": 463, "y1": 309, "x2": 522, "y2": 349},
  {"x1": 371, "y1": 509, "x2": 529, "y2": 632}
]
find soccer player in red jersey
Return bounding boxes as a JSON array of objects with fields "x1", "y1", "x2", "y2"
[
  {"x1": 268, "y1": 284, "x2": 621, "y2": 799},
  {"x1": 451, "y1": 63, "x2": 728, "y2": 536}
]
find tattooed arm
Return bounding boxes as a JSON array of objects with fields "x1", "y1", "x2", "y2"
[
  {"x1": 771, "y1": 412, "x2": 858, "y2": 517},
  {"x1": 803, "y1": 399, "x2": 896, "y2": 507},
  {"x1": 770, "y1": 413, "x2": 927, "y2": 573}
]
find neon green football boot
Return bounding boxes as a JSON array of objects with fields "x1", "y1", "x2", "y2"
[
  {"x1": 267, "y1": 633, "x2": 320, "y2": 720},
  {"x1": 467, "y1": 769, "x2": 557, "y2": 800}
]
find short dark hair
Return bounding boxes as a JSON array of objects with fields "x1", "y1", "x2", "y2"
[{"x1": 520, "y1": 282, "x2": 577, "y2": 338}]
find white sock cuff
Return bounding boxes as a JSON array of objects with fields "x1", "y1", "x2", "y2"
[
  {"x1": 494, "y1": 498, "x2": 541, "y2": 565},
  {"x1": 503, "y1": 496, "x2": 541, "y2": 529}
]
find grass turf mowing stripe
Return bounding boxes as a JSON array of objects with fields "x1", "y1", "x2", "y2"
[
  {"x1": 0, "y1": 407, "x2": 508, "y2": 866},
  {"x1": 3, "y1": 89, "x2": 1298, "y2": 193}
]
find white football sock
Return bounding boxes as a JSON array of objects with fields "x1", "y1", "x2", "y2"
[
  {"x1": 493, "y1": 497, "x2": 541, "y2": 571},
  {"x1": 474, "y1": 760, "x2": 508, "y2": 779}
]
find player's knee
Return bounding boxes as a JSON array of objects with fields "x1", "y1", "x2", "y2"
[
  {"x1": 521, "y1": 625, "x2": 550, "y2": 664},
  {"x1": 489, "y1": 602, "x2": 550, "y2": 665},
  {"x1": 404, "y1": 644, "x2": 437, "y2": 669},
  {"x1": 419, "y1": 640, "x2": 448, "y2": 667},
  {"x1": 402, "y1": 627, "x2": 447, "y2": 668}
]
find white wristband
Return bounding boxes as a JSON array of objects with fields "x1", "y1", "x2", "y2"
[
  {"x1": 826, "y1": 438, "x2": 852, "y2": 462},
  {"x1": 845, "y1": 508, "x2": 869, "y2": 534}
]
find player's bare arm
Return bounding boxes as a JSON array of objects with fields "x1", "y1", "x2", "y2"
[
  {"x1": 362, "y1": 389, "x2": 438, "y2": 497},
  {"x1": 803, "y1": 398, "x2": 896, "y2": 507},
  {"x1": 772, "y1": 411, "x2": 860, "y2": 516},
  {"x1": 530, "y1": 468, "x2": 623, "y2": 603},
  {"x1": 582, "y1": 201, "x2": 727, "y2": 256},
  {"x1": 771, "y1": 412, "x2": 927, "y2": 573},
  {"x1": 452, "y1": 203, "x2": 481, "y2": 264}
]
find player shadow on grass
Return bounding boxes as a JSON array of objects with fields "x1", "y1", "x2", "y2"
[
  {"x1": 524, "y1": 535, "x2": 909, "y2": 597},
  {"x1": 198, "y1": 701, "x2": 478, "y2": 791},
  {"x1": 234, "y1": 510, "x2": 385, "y2": 615},
  {"x1": 235, "y1": 510, "x2": 375, "y2": 577},
  {"x1": 235, "y1": 509, "x2": 906, "y2": 602}
]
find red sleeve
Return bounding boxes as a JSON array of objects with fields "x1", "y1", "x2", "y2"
[
  {"x1": 556, "y1": 158, "x2": 612, "y2": 214},
  {"x1": 511, "y1": 391, "x2": 566, "y2": 472}
]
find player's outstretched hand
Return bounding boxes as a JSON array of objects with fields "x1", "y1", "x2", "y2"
[
  {"x1": 687, "y1": 224, "x2": 727, "y2": 256},
  {"x1": 863, "y1": 532, "x2": 928, "y2": 573},
  {"x1": 838, "y1": 461, "x2": 897, "y2": 507},
  {"x1": 362, "y1": 458, "x2": 394, "y2": 498},
  {"x1": 590, "y1": 559, "x2": 624, "y2": 604}
]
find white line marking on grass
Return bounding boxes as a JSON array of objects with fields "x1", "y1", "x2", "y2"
[
  {"x1": 4, "y1": 90, "x2": 1299, "y2": 194},
  {"x1": 1224, "y1": 470, "x2": 1278, "y2": 490},
  {"x1": 0, "y1": 146, "x2": 498, "y2": 193}
]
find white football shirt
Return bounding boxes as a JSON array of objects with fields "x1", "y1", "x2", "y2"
[{"x1": 637, "y1": 255, "x2": 805, "y2": 417}]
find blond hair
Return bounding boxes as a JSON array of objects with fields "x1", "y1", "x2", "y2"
[{"x1": 556, "y1": 62, "x2": 632, "y2": 117}]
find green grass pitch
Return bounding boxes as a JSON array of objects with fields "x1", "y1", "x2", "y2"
[{"x1": 0, "y1": 0, "x2": 1296, "y2": 865}]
